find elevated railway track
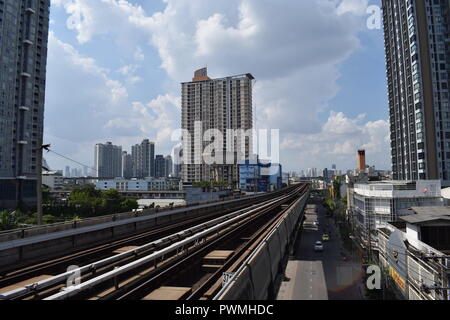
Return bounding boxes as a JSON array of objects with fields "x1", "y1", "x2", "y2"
[{"x1": 0, "y1": 184, "x2": 309, "y2": 300}]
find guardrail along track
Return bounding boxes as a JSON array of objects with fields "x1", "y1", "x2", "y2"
[{"x1": 0, "y1": 185, "x2": 305, "y2": 300}]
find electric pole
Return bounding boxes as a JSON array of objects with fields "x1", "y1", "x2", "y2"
[{"x1": 36, "y1": 144, "x2": 50, "y2": 225}]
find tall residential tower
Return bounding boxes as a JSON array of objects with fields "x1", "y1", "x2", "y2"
[
  {"x1": 382, "y1": 0, "x2": 450, "y2": 185},
  {"x1": 0, "y1": 0, "x2": 50, "y2": 209},
  {"x1": 181, "y1": 68, "x2": 254, "y2": 186},
  {"x1": 94, "y1": 142, "x2": 122, "y2": 178},
  {"x1": 131, "y1": 139, "x2": 155, "y2": 179}
]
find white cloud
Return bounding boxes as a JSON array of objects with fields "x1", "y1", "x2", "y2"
[
  {"x1": 48, "y1": 0, "x2": 389, "y2": 171},
  {"x1": 280, "y1": 112, "x2": 390, "y2": 170},
  {"x1": 134, "y1": 46, "x2": 145, "y2": 61},
  {"x1": 44, "y1": 33, "x2": 178, "y2": 169}
]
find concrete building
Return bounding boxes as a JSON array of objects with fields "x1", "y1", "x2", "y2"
[
  {"x1": 155, "y1": 155, "x2": 166, "y2": 178},
  {"x1": 121, "y1": 151, "x2": 133, "y2": 179},
  {"x1": 42, "y1": 171, "x2": 64, "y2": 191},
  {"x1": 172, "y1": 146, "x2": 182, "y2": 178},
  {"x1": 181, "y1": 68, "x2": 254, "y2": 187},
  {"x1": 64, "y1": 166, "x2": 70, "y2": 178},
  {"x1": 348, "y1": 180, "x2": 444, "y2": 247},
  {"x1": 165, "y1": 155, "x2": 173, "y2": 177},
  {"x1": 382, "y1": 0, "x2": 450, "y2": 185},
  {"x1": 0, "y1": 0, "x2": 51, "y2": 209},
  {"x1": 131, "y1": 139, "x2": 155, "y2": 179},
  {"x1": 378, "y1": 207, "x2": 450, "y2": 300},
  {"x1": 357, "y1": 149, "x2": 366, "y2": 173},
  {"x1": 96, "y1": 177, "x2": 182, "y2": 192},
  {"x1": 94, "y1": 142, "x2": 122, "y2": 178},
  {"x1": 239, "y1": 157, "x2": 282, "y2": 192}
]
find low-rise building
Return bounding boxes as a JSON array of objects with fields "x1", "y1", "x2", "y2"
[
  {"x1": 239, "y1": 157, "x2": 282, "y2": 192},
  {"x1": 42, "y1": 171, "x2": 64, "y2": 190},
  {"x1": 348, "y1": 180, "x2": 443, "y2": 248},
  {"x1": 378, "y1": 207, "x2": 450, "y2": 300},
  {"x1": 95, "y1": 177, "x2": 182, "y2": 192}
]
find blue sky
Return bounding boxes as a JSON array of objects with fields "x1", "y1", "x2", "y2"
[{"x1": 44, "y1": 0, "x2": 390, "y2": 173}]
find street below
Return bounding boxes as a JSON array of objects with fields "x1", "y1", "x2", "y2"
[{"x1": 278, "y1": 203, "x2": 366, "y2": 300}]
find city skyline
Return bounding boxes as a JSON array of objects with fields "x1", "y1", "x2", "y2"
[{"x1": 43, "y1": 0, "x2": 390, "y2": 173}]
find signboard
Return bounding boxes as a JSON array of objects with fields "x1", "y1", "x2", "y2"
[
  {"x1": 389, "y1": 266, "x2": 406, "y2": 292},
  {"x1": 387, "y1": 230, "x2": 408, "y2": 296}
]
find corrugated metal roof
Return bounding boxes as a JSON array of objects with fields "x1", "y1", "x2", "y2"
[{"x1": 400, "y1": 207, "x2": 450, "y2": 224}]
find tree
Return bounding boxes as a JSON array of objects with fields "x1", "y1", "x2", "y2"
[
  {"x1": 332, "y1": 180, "x2": 341, "y2": 199},
  {"x1": 0, "y1": 210, "x2": 18, "y2": 231},
  {"x1": 69, "y1": 185, "x2": 102, "y2": 208},
  {"x1": 120, "y1": 198, "x2": 138, "y2": 212},
  {"x1": 101, "y1": 189, "x2": 122, "y2": 209}
]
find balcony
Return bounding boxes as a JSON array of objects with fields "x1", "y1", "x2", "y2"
[
  {"x1": 25, "y1": 8, "x2": 35, "y2": 14},
  {"x1": 18, "y1": 141, "x2": 28, "y2": 145},
  {"x1": 19, "y1": 106, "x2": 30, "y2": 111},
  {"x1": 21, "y1": 72, "x2": 31, "y2": 78},
  {"x1": 23, "y1": 39, "x2": 34, "y2": 46}
]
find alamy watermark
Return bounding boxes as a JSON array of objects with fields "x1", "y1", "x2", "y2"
[
  {"x1": 366, "y1": 5, "x2": 382, "y2": 30},
  {"x1": 170, "y1": 123, "x2": 280, "y2": 171}
]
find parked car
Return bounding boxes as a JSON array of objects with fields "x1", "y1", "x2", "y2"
[
  {"x1": 322, "y1": 234, "x2": 330, "y2": 242},
  {"x1": 314, "y1": 241, "x2": 324, "y2": 252}
]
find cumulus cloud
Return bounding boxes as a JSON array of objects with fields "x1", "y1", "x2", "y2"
[
  {"x1": 280, "y1": 112, "x2": 390, "y2": 170},
  {"x1": 46, "y1": 0, "x2": 390, "y2": 171},
  {"x1": 44, "y1": 33, "x2": 179, "y2": 169}
]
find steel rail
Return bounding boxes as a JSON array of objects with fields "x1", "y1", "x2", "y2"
[
  {"x1": 0, "y1": 188, "x2": 296, "y2": 295},
  {"x1": 43, "y1": 193, "x2": 292, "y2": 300},
  {"x1": 188, "y1": 185, "x2": 308, "y2": 300},
  {"x1": 213, "y1": 192, "x2": 305, "y2": 300},
  {"x1": 0, "y1": 195, "x2": 286, "y2": 300},
  {"x1": 115, "y1": 185, "x2": 306, "y2": 301}
]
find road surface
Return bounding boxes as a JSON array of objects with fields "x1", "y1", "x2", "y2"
[{"x1": 277, "y1": 203, "x2": 365, "y2": 300}]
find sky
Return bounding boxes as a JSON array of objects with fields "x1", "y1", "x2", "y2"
[{"x1": 43, "y1": 0, "x2": 390, "y2": 173}]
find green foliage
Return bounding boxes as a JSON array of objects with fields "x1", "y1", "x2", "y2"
[
  {"x1": 0, "y1": 210, "x2": 18, "y2": 231},
  {"x1": 69, "y1": 185, "x2": 102, "y2": 210},
  {"x1": 120, "y1": 198, "x2": 138, "y2": 212},
  {"x1": 101, "y1": 189, "x2": 122, "y2": 210},
  {"x1": 323, "y1": 197, "x2": 336, "y2": 213},
  {"x1": 332, "y1": 180, "x2": 341, "y2": 199}
]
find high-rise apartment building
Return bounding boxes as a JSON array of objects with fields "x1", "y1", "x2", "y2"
[
  {"x1": 131, "y1": 139, "x2": 155, "y2": 178},
  {"x1": 0, "y1": 0, "x2": 51, "y2": 209},
  {"x1": 181, "y1": 68, "x2": 254, "y2": 186},
  {"x1": 382, "y1": 0, "x2": 450, "y2": 185},
  {"x1": 121, "y1": 151, "x2": 133, "y2": 179},
  {"x1": 165, "y1": 155, "x2": 173, "y2": 177},
  {"x1": 173, "y1": 146, "x2": 182, "y2": 178},
  {"x1": 155, "y1": 155, "x2": 166, "y2": 178},
  {"x1": 94, "y1": 142, "x2": 122, "y2": 178}
]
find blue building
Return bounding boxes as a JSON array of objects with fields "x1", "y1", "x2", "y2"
[{"x1": 239, "y1": 158, "x2": 282, "y2": 192}]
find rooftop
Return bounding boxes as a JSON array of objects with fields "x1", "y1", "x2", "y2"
[{"x1": 400, "y1": 207, "x2": 450, "y2": 225}]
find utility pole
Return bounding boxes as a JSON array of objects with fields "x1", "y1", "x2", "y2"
[
  {"x1": 36, "y1": 144, "x2": 50, "y2": 225},
  {"x1": 367, "y1": 213, "x2": 372, "y2": 263}
]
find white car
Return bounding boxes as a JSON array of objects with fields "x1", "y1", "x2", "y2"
[{"x1": 314, "y1": 241, "x2": 324, "y2": 252}]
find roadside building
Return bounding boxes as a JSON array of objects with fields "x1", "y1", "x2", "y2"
[
  {"x1": 239, "y1": 157, "x2": 282, "y2": 193},
  {"x1": 348, "y1": 180, "x2": 443, "y2": 249},
  {"x1": 96, "y1": 177, "x2": 182, "y2": 192},
  {"x1": 42, "y1": 171, "x2": 64, "y2": 191},
  {"x1": 378, "y1": 207, "x2": 450, "y2": 300}
]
